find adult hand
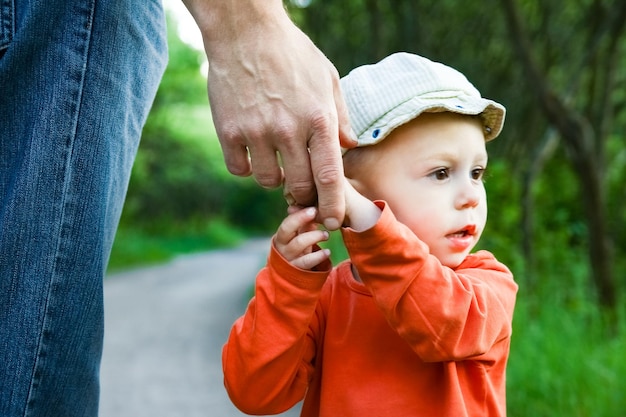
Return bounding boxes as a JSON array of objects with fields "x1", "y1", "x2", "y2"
[{"x1": 182, "y1": 0, "x2": 357, "y2": 230}]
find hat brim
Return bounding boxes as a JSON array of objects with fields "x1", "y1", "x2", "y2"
[{"x1": 356, "y1": 93, "x2": 505, "y2": 147}]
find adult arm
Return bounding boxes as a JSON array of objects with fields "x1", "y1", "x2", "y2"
[{"x1": 181, "y1": 0, "x2": 357, "y2": 230}]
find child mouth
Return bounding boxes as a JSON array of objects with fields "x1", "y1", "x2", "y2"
[
  {"x1": 447, "y1": 225, "x2": 476, "y2": 238},
  {"x1": 446, "y1": 225, "x2": 477, "y2": 251}
]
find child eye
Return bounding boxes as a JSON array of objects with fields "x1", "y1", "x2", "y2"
[
  {"x1": 471, "y1": 167, "x2": 486, "y2": 181},
  {"x1": 430, "y1": 168, "x2": 450, "y2": 181}
]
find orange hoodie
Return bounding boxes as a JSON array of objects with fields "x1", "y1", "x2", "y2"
[{"x1": 223, "y1": 202, "x2": 518, "y2": 416}]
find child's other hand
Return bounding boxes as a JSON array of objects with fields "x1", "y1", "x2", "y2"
[
  {"x1": 343, "y1": 178, "x2": 381, "y2": 232},
  {"x1": 274, "y1": 206, "x2": 331, "y2": 270}
]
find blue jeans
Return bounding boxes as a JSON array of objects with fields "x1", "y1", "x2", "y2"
[{"x1": 0, "y1": 0, "x2": 167, "y2": 415}]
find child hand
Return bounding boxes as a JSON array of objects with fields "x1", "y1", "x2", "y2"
[
  {"x1": 274, "y1": 206, "x2": 331, "y2": 270},
  {"x1": 343, "y1": 178, "x2": 382, "y2": 231}
]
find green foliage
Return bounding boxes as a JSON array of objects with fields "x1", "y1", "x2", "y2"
[
  {"x1": 477, "y1": 159, "x2": 525, "y2": 270},
  {"x1": 124, "y1": 106, "x2": 223, "y2": 222},
  {"x1": 508, "y1": 288, "x2": 626, "y2": 417},
  {"x1": 606, "y1": 132, "x2": 626, "y2": 253},
  {"x1": 152, "y1": 15, "x2": 208, "y2": 109},
  {"x1": 108, "y1": 217, "x2": 244, "y2": 272}
]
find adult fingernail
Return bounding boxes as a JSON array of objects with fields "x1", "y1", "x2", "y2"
[
  {"x1": 324, "y1": 217, "x2": 341, "y2": 231},
  {"x1": 284, "y1": 192, "x2": 296, "y2": 206}
]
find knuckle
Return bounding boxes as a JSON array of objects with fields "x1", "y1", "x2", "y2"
[
  {"x1": 287, "y1": 178, "x2": 315, "y2": 194},
  {"x1": 216, "y1": 121, "x2": 242, "y2": 144},
  {"x1": 286, "y1": 181, "x2": 316, "y2": 206},
  {"x1": 272, "y1": 120, "x2": 298, "y2": 142},
  {"x1": 315, "y1": 164, "x2": 343, "y2": 187},
  {"x1": 308, "y1": 110, "x2": 335, "y2": 137},
  {"x1": 255, "y1": 173, "x2": 282, "y2": 188}
]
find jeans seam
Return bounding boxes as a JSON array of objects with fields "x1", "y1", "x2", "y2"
[
  {"x1": 22, "y1": 0, "x2": 97, "y2": 414},
  {"x1": 0, "y1": 0, "x2": 15, "y2": 54}
]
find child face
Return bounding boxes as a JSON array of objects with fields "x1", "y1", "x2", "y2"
[{"x1": 352, "y1": 112, "x2": 488, "y2": 268}]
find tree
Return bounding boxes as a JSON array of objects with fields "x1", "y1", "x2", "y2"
[{"x1": 501, "y1": 0, "x2": 626, "y2": 317}]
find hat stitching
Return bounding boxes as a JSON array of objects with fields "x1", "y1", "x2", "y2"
[{"x1": 361, "y1": 97, "x2": 500, "y2": 143}]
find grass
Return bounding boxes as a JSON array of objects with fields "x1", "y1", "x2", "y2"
[
  {"x1": 107, "y1": 218, "x2": 246, "y2": 273},
  {"x1": 507, "y1": 286, "x2": 626, "y2": 417}
]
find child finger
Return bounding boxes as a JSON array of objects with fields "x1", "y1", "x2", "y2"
[
  {"x1": 291, "y1": 248, "x2": 331, "y2": 271},
  {"x1": 275, "y1": 207, "x2": 318, "y2": 245},
  {"x1": 295, "y1": 229, "x2": 330, "y2": 253},
  {"x1": 278, "y1": 229, "x2": 329, "y2": 261}
]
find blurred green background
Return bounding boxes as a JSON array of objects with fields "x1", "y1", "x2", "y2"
[{"x1": 109, "y1": 1, "x2": 626, "y2": 416}]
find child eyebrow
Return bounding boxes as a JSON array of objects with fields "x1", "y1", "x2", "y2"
[{"x1": 422, "y1": 151, "x2": 488, "y2": 164}]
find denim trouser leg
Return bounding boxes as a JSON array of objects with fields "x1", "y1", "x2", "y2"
[{"x1": 0, "y1": 0, "x2": 167, "y2": 415}]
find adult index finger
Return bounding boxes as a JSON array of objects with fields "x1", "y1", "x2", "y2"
[{"x1": 308, "y1": 123, "x2": 345, "y2": 231}]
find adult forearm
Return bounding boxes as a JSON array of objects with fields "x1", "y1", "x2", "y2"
[{"x1": 181, "y1": 0, "x2": 288, "y2": 58}]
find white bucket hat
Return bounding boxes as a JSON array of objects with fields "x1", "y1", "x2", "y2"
[{"x1": 340, "y1": 52, "x2": 506, "y2": 147}]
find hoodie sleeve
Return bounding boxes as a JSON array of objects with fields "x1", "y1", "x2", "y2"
[
  {"x1": 342, "y1": 201, "x2": 518, "y2": 362},
  {"x1": 222, "y1": 240, "x2": 331, "y2": 415}
]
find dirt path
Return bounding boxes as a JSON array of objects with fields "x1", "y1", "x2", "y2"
[{"x1": 99, "y1": 239, "x2": 302, "y2": 417}]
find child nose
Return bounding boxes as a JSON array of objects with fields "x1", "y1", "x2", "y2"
[{"x1": 456, "y1": 180, "x2": 481, "y2": 209}]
